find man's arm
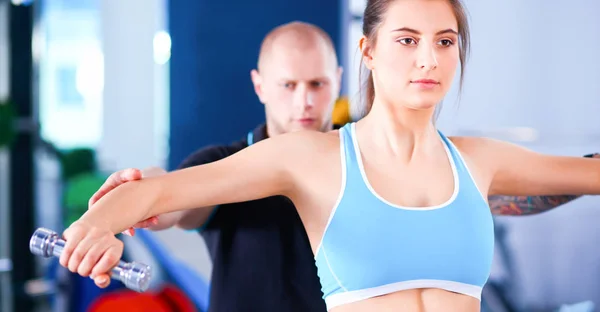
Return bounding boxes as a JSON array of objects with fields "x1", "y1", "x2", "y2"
[{"x1": 488, "y1": 153, "x2": 599, "y2": 216}]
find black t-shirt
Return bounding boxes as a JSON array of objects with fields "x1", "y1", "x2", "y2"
[{"x1": 178, "y1": 124, "x2": 327, "y2": 312}]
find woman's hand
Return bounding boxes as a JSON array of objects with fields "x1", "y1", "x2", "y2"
[{"x1": 59, "y1": 220, "x2": 124, "y2": 288}]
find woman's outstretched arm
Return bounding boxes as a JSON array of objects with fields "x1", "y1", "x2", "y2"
[
  {"x1": 487, "y1": 153, "x2": 599, "y2": 215},
  {"x1": 59, "y1": 131, "x2": 321, "y2": 286},
  {"x1": 455, "y1": 137, "x2": 600, "y2": 197},
  {"x1": 79, "y1": 131, "x2": 313, "y2": 234}
]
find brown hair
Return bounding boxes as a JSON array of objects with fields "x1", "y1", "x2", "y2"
[{"x1": 359, "y1": 0, "x2": 470, "y2": 115}]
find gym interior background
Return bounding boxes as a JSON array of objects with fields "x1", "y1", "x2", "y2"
[{"x1": 1, "y1": 0, "x2": 600, "y2": 311}]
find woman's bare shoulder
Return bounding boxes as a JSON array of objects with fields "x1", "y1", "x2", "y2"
[
  {"x1": 264, "y1": 129, "x2": 343, "y2": 194},
  {"x1": 447, "y1": 136, "x2": 501, "y2": 160},
  {"x1": 446, "y1": 136, "x2": 501, "y2": 189},
  {"x1": 447, "y1": 135, "x2": 525, "y2": 165},
  {"x1": 269, "y1": 129, "x2": 341, "y2": 152}
]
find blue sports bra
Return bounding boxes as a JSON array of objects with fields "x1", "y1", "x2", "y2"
[{"x1": 314, "y1": 123, "x2": 495, "y2": 310}]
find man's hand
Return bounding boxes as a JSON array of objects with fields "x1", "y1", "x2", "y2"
[{"x1": 88, "y1": 167, "x2": 166, "y2": 236}]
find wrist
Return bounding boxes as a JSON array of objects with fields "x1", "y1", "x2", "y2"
[
  {"x1": 82, "y1": 180, "x2": 161, "y2": 234},
  {"x1": 75, "y1": 215, "x2": 113, "y2": 234}
]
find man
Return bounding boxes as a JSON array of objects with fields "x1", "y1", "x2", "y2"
[{"x1": 89, "y1": 21, "x2": 598, "y2": 311}]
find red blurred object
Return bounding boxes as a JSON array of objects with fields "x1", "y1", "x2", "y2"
[{"x1": 88, "y1": 284, "x2": 198, "y2": 312}]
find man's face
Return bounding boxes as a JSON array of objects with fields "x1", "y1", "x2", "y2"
[{"x1": 251, "y1": 42, "x2": 342, "y2": 135}]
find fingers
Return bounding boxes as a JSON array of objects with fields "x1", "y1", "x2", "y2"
[
  {"x1": 76, "y1": 237, "x2": 113, "y2": 277},
  {"x1": 88, "y1": 168, "x2": 142, "y2": 207},
  {"x1": 93, "y1": 273, "x2": 111, "y2": 288},
  {"x1": 68, "y1": 236, "x2": 92, "y2": 273},
  {"x1": 91, "y1": 244, "x2": 123, "y2": 282},
  {"x1": 67, "y1": 227, "x2": 106, "y2": 273},
  {"x1": 60, "y1": 224, "x2": 86, "y2": 269},
  {"x1": 60, "y1": 222, "x2": 124, "y2": 290}
]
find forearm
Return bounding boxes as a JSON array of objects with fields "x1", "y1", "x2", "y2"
[
  {"x1": 489, "y1": 153, "x2": 599, "y2": 216},
  {"x1": 489, "y1": 194, "x2": 579, "y2": 216},
  {"x1": 138, "y1": 166, "x2": 211, "y2": 231}
]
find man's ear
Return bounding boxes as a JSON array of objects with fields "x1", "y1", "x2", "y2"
[{"x1": 250, "y1": 69, "x2": 266, "y2": 104}]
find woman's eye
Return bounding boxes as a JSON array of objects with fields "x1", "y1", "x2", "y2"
[
  {"x1": 439, "y1": 39, "x2": 454, "y2": 46},
  {"x1": 398, "y1": 38, "x2": 417, "y2": 45}
]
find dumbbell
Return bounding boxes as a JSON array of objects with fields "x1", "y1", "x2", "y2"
[{"x1": 29, "y1": 227, "x2": 152, "y2": 292}]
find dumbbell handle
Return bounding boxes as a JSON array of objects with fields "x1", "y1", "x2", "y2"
[{"x1": 29, "y1": 227, "x2": 151, "y2": 292}]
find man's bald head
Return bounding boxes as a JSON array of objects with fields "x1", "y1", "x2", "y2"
[
  {"x1": 257, "y1": 21, "x2": 338, "y2": 73},
  {"x1": 250, "y1": 21, "x2": 342, "y2": 138}
]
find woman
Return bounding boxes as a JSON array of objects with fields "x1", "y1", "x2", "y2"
[{"x1": 59, "y1": 0, "x2": 600, "y2": 311}]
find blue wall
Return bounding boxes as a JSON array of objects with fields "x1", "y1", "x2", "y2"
[{"x1": 168, "y1": 0, "x2": 346, "y2": 169}]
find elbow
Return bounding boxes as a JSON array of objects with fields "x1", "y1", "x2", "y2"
[{"x1": 174, "y1": 213, "x2": 194, "y2": 230}]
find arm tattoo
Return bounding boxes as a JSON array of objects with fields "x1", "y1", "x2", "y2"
[
  {"x1": 489, "y1": 195, "x2": 580, "y2": 216},
  {"x1": 489, "y1": 153, "x2": 599, "y2": 216}
]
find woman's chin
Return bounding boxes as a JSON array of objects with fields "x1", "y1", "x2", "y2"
[{"x1": 403, "y1": 100, "x2": 440, "y2": 112}]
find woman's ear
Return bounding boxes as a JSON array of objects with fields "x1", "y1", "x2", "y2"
[{"x1": 359, "y1": 36, "x2": 374, "y2": 70}]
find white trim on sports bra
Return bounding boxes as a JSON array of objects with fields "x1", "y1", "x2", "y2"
[{"x1": 351, "y1": 122, "x2": 460, "y2": 211}]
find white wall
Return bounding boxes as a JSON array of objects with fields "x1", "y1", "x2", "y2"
[
  {"x1": 37, "y1": 0, "x2": 169, "y2": 171},
  {"x1": 36, "y1": 0, "x2": 171, "y2": 185},
  {"x1": 347, "y1": 0, "x2": 600, "y2": 149},
  {"x1": 96, "y1": 0, "x2": 169, "y2": 171},
  {"x1": 437, "y1": 0, "x2": 600, "y2": 147},
  {"x1": 458, "y1": 5, "x2": 600, "y2": 309}
]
